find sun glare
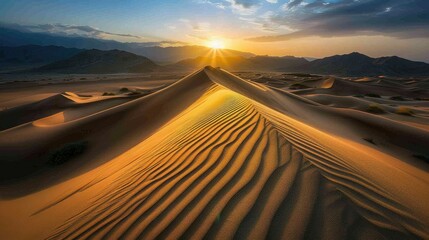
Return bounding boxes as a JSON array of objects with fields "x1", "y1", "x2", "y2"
[{"x1": 207, "y1": 39, "x2": 225, "y2": 49}]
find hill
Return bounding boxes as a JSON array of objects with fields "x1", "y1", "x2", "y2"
[
  {"x1": 170, "y1": 55, "x2": 308, "y2": 72},
  {"x1": 171, "y1": 52, "x2": 429, "y2": 76},
  {"x1": 37, "y1": 49, "x2": 159, "y2": 73},
  {"x1": 299, "y1": 52, "x2": 429, "y2": 76},
  {"x1": 0, "y1": 45, "x2": 83, "y2": 72}
]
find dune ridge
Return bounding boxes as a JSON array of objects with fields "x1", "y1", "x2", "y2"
[{"x1": 0, "y1": 67, "x2": 428, "y2": 240}]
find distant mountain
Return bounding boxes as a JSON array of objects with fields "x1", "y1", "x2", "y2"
[
  {"x1": 373, "y1": 56, "x2": 429, "y2": 76},
  {"x1": 170, "y1": 55, "x2": 308, "y2": 72},
  {"x1": 130, "y1": 46, "x2": 255, "y2": 64},
  {"x1": 0, "y1": 45, "x2": 83, "y2": 72},
  {"x1": 0, "y1": 26, "x2": 254, "y2": 63},
  {"x1": 36, "y1": 49, "x2": 159, "y2": 73},
  {"x1": 298, "y1": 52, "x2": 429, "y2": 76},
  {"x1": 3, "y1": 37, "x2": 428, "y2": 76},
  {"x1": 247, "y1": 56, "x2": 309, "y2": 71}
]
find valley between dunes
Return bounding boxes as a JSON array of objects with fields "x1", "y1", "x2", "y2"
[{"x1": 1, "y1": 67, "x2": 429, "y2": 239}]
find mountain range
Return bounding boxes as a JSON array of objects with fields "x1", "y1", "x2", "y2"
[
  {"x1": 298, "y1": 52, "x2": 429, "y2": 77},
  {"x1": 1, "y1": 45, "x2": 428, "y2": 76},
  {"x1": 0, "y1": 45, "x2": 83, "y2": 72},
  {"x1": 37, "y1": 49, "x2": 159, "y2": 74},
  {"x1": 169, "y1": 55, "x2": 309, "y2": 72},
  {"x1": 1, "y1": 25, "x2": 429, "y2": 76},
  {"x1": 0, "y1": 26, "x2": 253, "y2": 63}
]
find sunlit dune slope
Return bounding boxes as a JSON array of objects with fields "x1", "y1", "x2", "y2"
[{"x1": 0, "y1": 67, "x2": 429, "y2": 240}]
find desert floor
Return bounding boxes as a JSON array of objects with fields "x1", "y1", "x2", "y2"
[{"x1": 1, "y1": 67, "x2": 429, "y2": 239}]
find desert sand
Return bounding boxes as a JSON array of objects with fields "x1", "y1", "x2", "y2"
[{"x1": 1, "y1": 67, "x2": 429, "y2": 239}]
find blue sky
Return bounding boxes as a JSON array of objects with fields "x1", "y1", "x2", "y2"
[
  {"x1": 1, "y1": 0, "x2": 261, "y2": 40},
  {"x1": 1, "y1": 0, "x2": 429, "y2": 61}
]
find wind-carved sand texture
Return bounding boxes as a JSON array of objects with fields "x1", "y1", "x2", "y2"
[{"x1": 0, "y1": 67, "x2": 429, "y2": 239}]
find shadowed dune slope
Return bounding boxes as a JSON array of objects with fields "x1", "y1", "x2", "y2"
[
  {"x1": 0, "y1": 67, "x2": 429, "y2": 240},
  {"x1": 293, "y1": 77, "x2": 429, "y2": 98},
  {"x1": 0, "y1": 70, "x2": 213, "y2": 187}
]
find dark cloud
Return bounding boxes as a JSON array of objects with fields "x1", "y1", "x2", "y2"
[
  {"x1": 33, "y1": 23, "x2": 143, "y2": 39},
  {"x1": 0, "y1": 22, "x2": 187, "y2": 47},
  {"x1": 3, "y1": 22, "x2": 144, "y2": 39},
  {"x1": 284, "y1": 0, "x2": 304, "y2": 9},
  {"x1": 247, "y1": 0, "x2": 429, "y2": 41}
]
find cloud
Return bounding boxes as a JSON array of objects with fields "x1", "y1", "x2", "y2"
[
  {"x1": 246, "y1": 0, "x2": 429, "y2": 42},
  {"x1": 134, "y1": 41, "x2": 188, "y2": 47},
  {"x1": 225, "y1": 0, "x2": 261, "y2": 15},
  {"x1": 196, "y1": 0, "x2": 227, "y2": 9},
  {"x1": 241, "y1": 11, "x2": 288, "y2": 32},
  {"x1": 228, "y1": 0, "x2": 260, "y2": 8},
  {"x1": 2, "y1": 22, "x2": 145, "y2": 40},
  {"x1": 187, "y1": 34, "x2": 210, "y2": 41},
  {"x1": 282, "y1": 0, "x2": 304, "y2": 10},
  {"x1": 0, "y1": 22, "x2": 187, "y2": 47},
  {"x1": 27, "y1": 23, "x2": 144, "y2": 40},
  {"x1": 178, "y1": 18, "x2": 211, "y2": 32},
  {"x1": 200, "y1": 0, "x2": 271, "y2": 15}
]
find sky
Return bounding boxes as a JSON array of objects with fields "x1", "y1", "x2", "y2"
[{"x1": 1, "y1": 0, "x2": 429, "y2": 61}]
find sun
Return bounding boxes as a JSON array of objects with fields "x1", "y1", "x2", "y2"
[{"x1": 207, "y1": 39, "x2": 225, "y2": 49}]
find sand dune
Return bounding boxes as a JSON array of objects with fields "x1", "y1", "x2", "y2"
[{"x1": 1, "y1": 67, "x2": 429, "y2": 239}]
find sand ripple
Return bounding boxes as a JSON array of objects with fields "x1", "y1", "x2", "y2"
[
  {"x1": 1, "y1": 67, "x2": 428, "y2": 240},
  {"x1": 47, "y1": 85, "x2": 427, "y2": 239}
]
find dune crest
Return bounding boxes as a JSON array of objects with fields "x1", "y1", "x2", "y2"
[{"x1": 0, "y1": 67, "x2": 428, "y2": 240}]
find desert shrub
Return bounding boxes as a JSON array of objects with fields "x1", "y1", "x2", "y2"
[
  {"x1": 390, "y1": 96, "x2": 406, "y2": 101},
  {"x1": 289, "y1": 83, "x2": 310, "y2": 90},
  {"x1": 102, "y1": 92, "x2": 115, "y2": 96},
  {"x1": 395, "y1": 106, "x2": 414, "y2": 116},
  {"x1": 80, "y1": 77, "x2": 87, "y2": 80},
  {"x1": 119, "y1": 87, "x2": 129, "y2": 92},
  {"x1": 353, "y1": 94, "x2": 364, "y2": 98},
  {"x1": 366, "y1": 104, "x2": 384, "y2": 114},
  {"x1": 364, "y1": 93, "x2": 381, "y2": 98},
  {"x1": 47, "y1": 141, "x2": 88, "y2": 166}
]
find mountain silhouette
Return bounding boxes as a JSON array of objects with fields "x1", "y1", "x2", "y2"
[{"x1": 36, "y1": 49, "x2": 159, "y2": 73}]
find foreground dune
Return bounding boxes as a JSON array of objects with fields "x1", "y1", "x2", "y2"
[{"x1": 1, "y1": 67, "x2": 429, "y2": 239}]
